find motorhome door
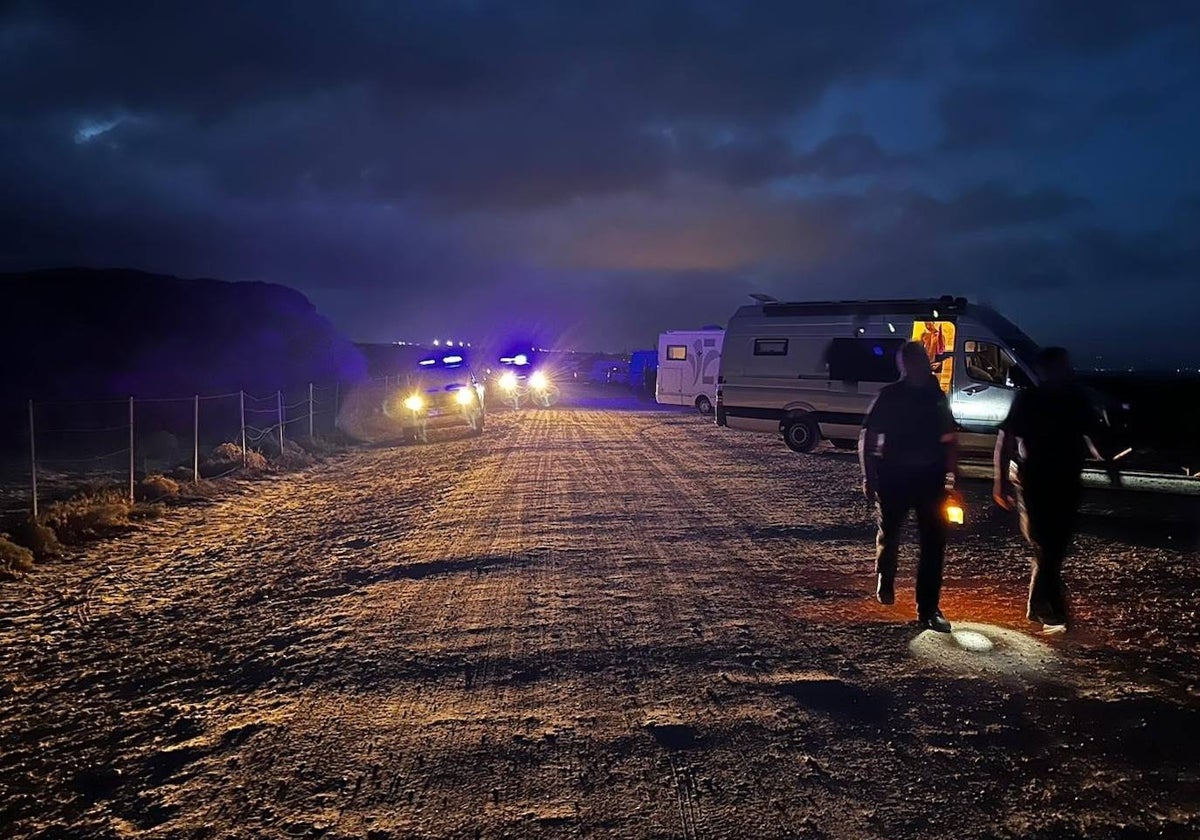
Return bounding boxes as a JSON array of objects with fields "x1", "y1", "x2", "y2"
[{"x1": 951, "y1": 339, "x2": 1025, "y2": 436}]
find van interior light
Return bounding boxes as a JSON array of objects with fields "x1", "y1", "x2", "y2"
[
  {"x1": 932, "y1": 309, "x2": 940, "y2": 318},
  {"x1": 433, "y1": 339, "x2": 439, "y2": 346},
  {"x1": 887, "y1": 323, "x2": 896, "y2": 333},
  {"x1": 419, "y1": 359, "x2": 435, "y2": 366},
  {"x1": 443, "y1": 355, "x2": 463, "y2": 364},
  {"x1": 513, "y1": 354, "x2": 529, "y2": 366}
]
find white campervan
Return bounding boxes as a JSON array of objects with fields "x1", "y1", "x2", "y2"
[
  {"x1": 656, "y1": 328, "x2": 725, "y2": 415},
  {"x1": 715, "y1": 296, "x2": 1040, "y2": 452}
]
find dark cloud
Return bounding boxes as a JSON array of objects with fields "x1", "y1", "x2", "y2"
[
  {"x1": 937, "y1": 84, "x2": 1070, "y2": 151},
  {"x1": 0, "y1": 1, "x2": 1196, "y2": 362}
]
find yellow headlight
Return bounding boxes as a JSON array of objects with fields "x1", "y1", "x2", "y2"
[
  {"x1": 499, "y1": 371, "x2": 518, "y2": 391},
  {"x1": 529, "y1": 371, "x2": 549, "y2": 390},
  {"x1": 403, "y1": 394, "x2": 424, "y2": 412},
  {"x1": 455, "y1": 388, "x2": 474, "y2": 406}
]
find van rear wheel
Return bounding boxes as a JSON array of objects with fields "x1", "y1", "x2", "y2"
[
  {"x1": 782, "y1": 416, "x2": 820, "y2": 453},
  {"x1": 695, "y1": 395, "x2": 713, "y2": 415}
]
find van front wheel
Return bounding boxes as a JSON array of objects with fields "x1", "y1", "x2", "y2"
[
  {"x1": 782, "y1": 417, "x2": 820, "y2": 453},
  {"x1": 695, "y1": 395, "x2": 713, "y2": 415}
]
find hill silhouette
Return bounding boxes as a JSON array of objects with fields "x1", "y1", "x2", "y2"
[{"x1": 1, "y1": 268, "x2": 366, "y2": 401}]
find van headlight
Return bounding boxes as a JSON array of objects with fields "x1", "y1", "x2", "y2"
[
  {"x1": 455, "y1": 388, "x2": 474, "y2": 406},
  {"x1": 404, "y1": 394, "x2": 425, "y2": 412},
  {"x1": 499, "y1": 371, "x2": 518, "y2": 391},
  {"x1": 529, "y1": 371, "x2": 549, "y2": 390}
]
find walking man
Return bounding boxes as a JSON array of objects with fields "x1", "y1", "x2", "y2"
[
  {"x1": 860, "y1": 341, "x2": 958, "y2": 632},
  {"x1": 993, "y1": 346, "x2": 1118, "y2": 634}
]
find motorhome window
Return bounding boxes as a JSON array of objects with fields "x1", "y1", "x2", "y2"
[
  {"x1": 666, "y1": 345, "x2": 687, "y2": 361},
  {"x1": 753, "y1": 339, "x2": 789, "y2": 356},
  {"x1": 827, "y1": 338, "x2": 903, "y2": 382},
  {"x1": 964, "y1": 340, "x2": 1017, "y2": 387}
]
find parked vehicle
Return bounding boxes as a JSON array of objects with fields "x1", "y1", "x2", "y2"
[
  {"x1": 384, "y1": 352, "x2": 485, "y2": 442},
  {"x1": 629, "y1": 349, "x2": 658, "y2": 396},
  {"x1": 587, "y1": 358, "x2": 627, "y2": 385},
  {"x1": 656, "y1": 328, "x2": 724, "y2": 414},
  {"x1": 715, "y1": 296, "x2": 1042, "y2": 452}
]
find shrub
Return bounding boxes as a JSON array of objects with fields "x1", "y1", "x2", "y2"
[
  {"x1": 0, "y1": 537, "x2": 35, "y2": 580},
  {"x1": 199, "y1": 442, "x2": 266, "y2": 476},
  {"x1": 211, "y1": 442, "x2": 242, "y2": 462},
  {"x1": 9, "y1": 519, "x2": 62, "y2": 560},
  {"x1": 43, "y1": 490, "x2": 133, "y2": 545},
  {"x1": 137, "y1": 473, "x2": 180, "y2": 502}
]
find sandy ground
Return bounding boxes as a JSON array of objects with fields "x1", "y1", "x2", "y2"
[{"x1": 2, "y1": 389, "x2": 1198, "y2": 839}]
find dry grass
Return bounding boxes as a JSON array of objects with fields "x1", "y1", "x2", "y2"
[
  {"x1": 9, "y1": 519, "x2": 63, "y2": 560},
  {"x1": 0, "y1": 536, "x2": 35, "y2": 580},
  {"x1": 137, "y1": 473, "x2": 181, "y2": 502},
  {"x1": 201, "y1": 442, "x2": 267, "y2": 477},
  {"x1": 42, "y1": 490, "x2": 134, "y2": 544}
]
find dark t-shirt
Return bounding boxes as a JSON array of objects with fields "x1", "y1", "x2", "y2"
[
  {"x1": 1001, "y1": 383, "x2": 1095, "y2": 482},
  {"x1": 863, "y1": 378, "x2": 955, "y2": 471}
]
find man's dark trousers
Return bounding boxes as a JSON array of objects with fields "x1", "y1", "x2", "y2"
[
  {"x1": 875, "y1": 466, "x2": 947, "y2": 615},
  {"x1": 1018, "y1": 474, "x2": 1081, "y2": 624}
]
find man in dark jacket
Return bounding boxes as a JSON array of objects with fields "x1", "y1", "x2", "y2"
[
  {"x1": 993, "y1": 346, "x2": 1118, "y2": 634},
  {"x1": 860, "y1": 341, "x2": 958, "y2": 632}
]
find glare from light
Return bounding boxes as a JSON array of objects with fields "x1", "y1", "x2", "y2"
[
  {"x1": 945, "y1": 503, "x2": 965, "y2": 525},
  {"x1": 1114, "y1": 447, "x2": 1133, "y2": 461},
  {"x1": 455, "y1": 388, "x2": 474, "y2": 406},
  {"x1": 529, "y1": 371, "x2": 549, "y2": 390},
  {"x1": 404, "y1": 395, "x2": 424, "y2": 412},
  {"x1": 499, "y1": 371, "x2": 518, "y2": 391},
  {"x1": 433, "y1": 339, "x2": 439, "y2": 346},
  {"x1": 952, "y1": 630, "x2": 994, "y2": 652},
  {"x1": 513, "y1": 354, "x2": 529, "y2": 366},
  {"x1": 909, "y1": 622, "x2": 1056, "y2": 679}
]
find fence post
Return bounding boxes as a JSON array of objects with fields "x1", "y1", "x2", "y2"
[
  {"x1": 240, "y1": 391, "x2": 247, "y2": 467},
  {"x1": 193, "y1": 394, "x2": 200, "y2": 484},
  {"x1": 277, "y1": 390, "x2": 285, "y2": 453},
  {"x1": 28, "y1": 399, "x2": 38, "y2": 519},
  {"x1": 309, "y1": 382, "x2": 314, "y2": 441},
  {"x1": 128, "y1": 397, "x2": 135, "y2": 503}
]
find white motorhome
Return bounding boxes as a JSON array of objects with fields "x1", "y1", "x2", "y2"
[
  {"x1": 656, "y1": 328, "x2": 725, "y2": 414},
  {"x1": 715, "y1": 296, "x2": 1040, "y2": 452}
]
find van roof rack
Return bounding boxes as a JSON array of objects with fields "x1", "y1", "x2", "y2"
[{"x1": 759, "y1": 296, "x2": 969, "y2": 318}]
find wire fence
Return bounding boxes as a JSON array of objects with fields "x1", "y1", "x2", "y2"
[{"x1": 0, "y1": 381, "x2": 354, "y2": 520}]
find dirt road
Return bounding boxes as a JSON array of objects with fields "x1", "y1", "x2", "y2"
[{"x1": 3, "y1": 393, "x2": 1198, "y2": 839}]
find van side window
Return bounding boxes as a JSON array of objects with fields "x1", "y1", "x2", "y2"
[
  {"x1": 753, "y1": 339, "x2": 788, "y2": 356},
  {"x1": 827, "y1": 337, "x2": 904, "y2": 382},
  {"x1": 964, "y1": 340, "x2": 1016, "y2": 387},
  {"x1": 666, "y1": 345, "x2": 687, "y2": 361}
]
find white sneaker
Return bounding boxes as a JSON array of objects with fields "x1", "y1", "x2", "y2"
[{"x1": 1041, "y1": 623, "x2": 1068, "y2": 636}]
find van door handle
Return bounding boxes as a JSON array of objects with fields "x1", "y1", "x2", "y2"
[{"x1": 963, "y1": 384, "x2": 989, "y2": 395}]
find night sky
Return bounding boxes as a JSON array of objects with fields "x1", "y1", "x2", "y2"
[{"x1": 2, "y1": 2, "x2": 1198, "y2": 365}]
